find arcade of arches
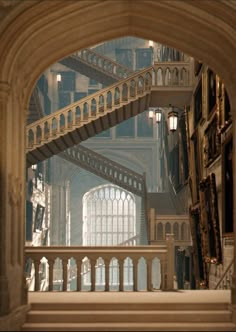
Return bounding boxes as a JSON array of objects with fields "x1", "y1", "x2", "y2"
[{"x1": 0, "y1": 0, "x2": 236, "y2": 330}]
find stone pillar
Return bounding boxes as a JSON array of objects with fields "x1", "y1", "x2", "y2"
[
  {"x1": 133, "y1": 259, "x2": 138, "y2": 291},
  {"x1": 146, "y1": 259, "x2": 152, "y2": 291},
  {"x1": 119, "y1": 260, "x2": 124, "y2": 291},
  {"x1": 104, "y1": 260, "x2": 110, "y2": 291},
  {"x1": 62, "y1": 259, "x2": 68, "y2": 291},
  {"x1": 166, "y1": 233, "x2": 175, "y2": 290},
  {"x1": 76, "y1": 261, "x2": 81, "y2": 292},
  {"x1": 90, "y1": 259, "x2": 96, "y2": 291},
  {"x1": 0, "y1": 81, "x2": 29, "y2": 330}
]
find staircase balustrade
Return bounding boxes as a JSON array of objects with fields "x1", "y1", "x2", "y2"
[
  {"x1": 152, "y1": 61, "x2": 191, "y2": 86},
  {"x1": 75, "y1": 48, "x2": 134, "y2": 80},
  {"x1": 26, "y1": 61, "x2": 192, "y2": 156},
  {"x1": 60, "y1": 145, "x2": 146, "y2": 197},
  {"x1": 25, "y1": 237, "x2": 175, "y2": 292},
  {"x1": 26, "y1": 67, "x2": 152, "y2": 152}
]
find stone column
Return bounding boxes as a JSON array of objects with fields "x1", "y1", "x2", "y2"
[
  {"x1": 166, "y1": 233, "x2": 175, "y2": 290},
  {"x1": 0, "y1": 80, "x2": 29, "y2": 330}
]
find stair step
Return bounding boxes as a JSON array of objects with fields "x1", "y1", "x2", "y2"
[
  {"x1": 30, "y1": 301, "x2": 230, "y2": 311},
  {"x1": 21, "y1": 321, "x2": 236, "y2": 331},
  {"x1": 26, "y1": 310, "x2": 232, "y2": 323}
]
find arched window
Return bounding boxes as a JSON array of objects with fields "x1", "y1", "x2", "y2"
[{"x1": 82, "y1": 184, "x2": 136, "y2": 246}]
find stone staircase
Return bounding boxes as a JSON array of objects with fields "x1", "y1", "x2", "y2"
[
  {"x1": 59, "y1": 48, "x2": 133, "y2": 86},
  {"x1": 21, "y1": 291, "x2": 236, "y2": 331}
]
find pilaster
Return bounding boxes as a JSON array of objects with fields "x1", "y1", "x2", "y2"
[
  {"x1": 0, "y1": 82, "x2": 11, "y2": 315},
  {"x1": 231, "y1": 106, "x2": 236, "y2": 320},
  {"x1": 0, "y1": 79, "x2": 28, "y2": 331}
]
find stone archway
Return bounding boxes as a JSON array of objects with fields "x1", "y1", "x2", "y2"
[{"x1": 0, "y1": 0, "x2": 236, "y2": 328}]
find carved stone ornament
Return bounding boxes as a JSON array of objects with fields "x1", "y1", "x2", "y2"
[{"x1": 8, "y1": 174, "x2": 22, "y2": 207}]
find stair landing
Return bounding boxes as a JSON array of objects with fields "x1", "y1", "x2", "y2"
[{"x1": 22, "y1": 290, "x2": 236, "y2": 331}]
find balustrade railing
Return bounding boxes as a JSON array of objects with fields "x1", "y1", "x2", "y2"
[
  {"x1": 60, "y1": 145, "x2": 146, "y2": 197},
  {"x1": 26, "y1": 61, "x2": 193, "y2": 152},
  {"x1": 26, "y1": 67, "x2": 152, "y2": 150},
  {"x1": 25, "y1": 236, "x2": 175, "y2": 292},
  {"x1": 152, "y1": 61, "x2": 192, "y2": 86},
  {"x1": 76, "y1": 49, "x2": 134, "y2": 80}
]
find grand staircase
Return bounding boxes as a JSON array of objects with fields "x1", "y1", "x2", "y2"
[
  {"x1": 21, "y1": 291, "x2": 236, "y2": 331},
  {"x1": 22, "y1": 49, "x2": 236, "y2": 332},
  {"x1": 59, "y1": 48, "x2": 134, "y2": 85}
]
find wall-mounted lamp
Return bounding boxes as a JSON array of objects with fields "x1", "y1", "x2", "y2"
[
  {"x1": 149, "y1": 107, "x2": 162, "y2": 124},
  {"x1": 148, "y1": 107, "x2": 155, "y2": 119},
  {"x1": 168, "y1": 105, "x2": 178, "y2": 132},
  {"x1": 148, "y1": 40, "x2": 154, "y2": 48},
  {"x1": 56, "y1": 73, "x2": 62, "y2": 82},
  {"x1": 155, "y1": 108, "x2": 162, "y2": 123}
]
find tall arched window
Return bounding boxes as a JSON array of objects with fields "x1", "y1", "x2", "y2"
[{"x1": 83, "y1": 184, "x2": 136, "y2": 246}]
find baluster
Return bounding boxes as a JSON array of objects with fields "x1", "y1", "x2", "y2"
[
  {"x1": 62, "y1": 259, "x2": 68, "y2": 291},
  {"x1": 146, "y1": 259, "x2": 152, "y2": 291},
  {"x1": 104, "y1": 259, "x2": 110, "y2": 291},
  {"x1": 90, "y1": 259, "x2": 96, "y2": 291},
  {"x1": 34, "y1": 260, "x2": 40, "y2": 291},
  {"x1": 76, "y1": 260, "x2": 82, "y2": 291},
  {"x1": 48, "y1": 259, "x2": 54, "y2": 291},
  {"x1": 160, "y1": 259, "x2": 167, "y2": 291},
  {"x1": 119, "y1": 259, "x2": 124, "y2": 291},
  {"x1": 133, "y1": 258, "x2": 138, "y2": 291}
]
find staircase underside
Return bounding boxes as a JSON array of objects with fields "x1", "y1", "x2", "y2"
[
  {"x1": 149, "y1": 87, "x2": 193, "y2": 108},
  {"x1": 59, "y1": 57, "x2": 118, "y2": 86},
  {"x1": 21, "y1": 290, "x2": 236, "y2": 331},
  {"x1": 26, "y1": 95, "x2": 149, "y2": 167}
]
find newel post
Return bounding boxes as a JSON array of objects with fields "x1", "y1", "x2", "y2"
[{"x1": 166, "y1": 233, "x2": 175, "y2": 290}]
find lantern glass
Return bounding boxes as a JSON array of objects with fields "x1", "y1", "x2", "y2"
[
  {"x1": 168, "y1": 111, "x2": 178, "y2": 131},
  {"x1": 56, "y1": 74, "x2": 61, "y2": 82},
  {"x1": 155, "y1": 110, "x2": 162, "y2": 123},
  {"x1": 148, "y1": 109, "x2": 154, "y2": 119}
]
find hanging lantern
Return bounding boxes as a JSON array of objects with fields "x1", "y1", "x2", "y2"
[
  {"x1": 168, "y1": 107, "x2": 178, "y2": 132},
  {"x1": 56, "y1": 73, "x2": 61, "y2": 82},
  {"x1": 148, "y1": 107, "x2": 155, "y2": 119},
  {"x1": 155, "y1": 108, "x2": 162, "y2": 123}
]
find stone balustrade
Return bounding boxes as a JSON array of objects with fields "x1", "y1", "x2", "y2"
[
  {"x1": 152, "y1": 61, "x2": 192, "y2": 86},
  {"x1": 76, "y1": 49, "x2": 133, "y2": 80},
  {"x1": 26, "y1": 67, "x2": 152, "y2": 150},
  {"x1": 26, "y1": 61, "x2": 193, "y2": 153},
  {"x1": 61, "y1": 145, "x2": 145, "y2": 197},
  {"x1": 25, "y1": 236, "x2": 175, "y2": 292}
]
